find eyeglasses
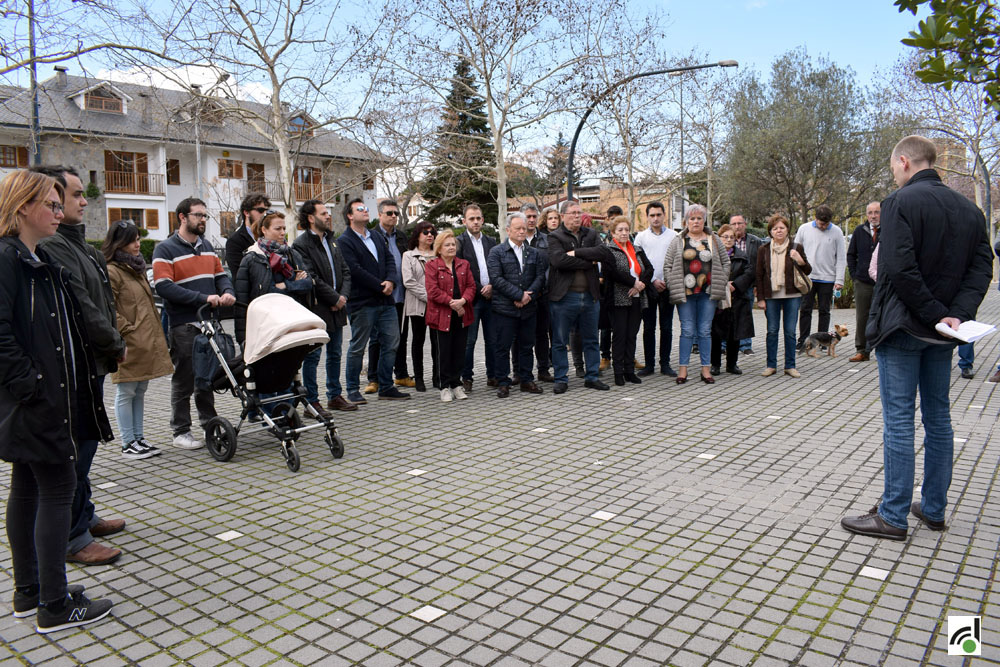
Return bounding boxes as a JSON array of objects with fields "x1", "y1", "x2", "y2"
[
  {"x1": 188, "y1": 212, "x2": 210, "y2": 220},
  {"x1": 383, "y1": 210, "x2": 399, "y2": 217},
  {"x1": 266, "y1": 209, "x2": 280, "y2": 216},
  {"x1": 420, "y1": 228, "x2": 436, "y2": 236},
  {"x1": 252, "y1": 207, "x2": 269, "y2": 214},
  {"x1": 42, "y1": 200, "x2": 64, "y2": 214},
  {"x1": 115, "y1": 220, "x2": 137, "y2": 230}
]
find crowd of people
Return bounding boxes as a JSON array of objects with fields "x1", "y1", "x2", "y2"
[{"x1": 0, "y1": 135, "x2": 993, "y2": 634}]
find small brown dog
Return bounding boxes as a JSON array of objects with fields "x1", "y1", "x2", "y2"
[{"x1": 802, "y1": 324, "x2": 849, "y2": 358}]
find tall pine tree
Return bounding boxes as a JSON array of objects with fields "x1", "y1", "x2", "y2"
[{"x1": 422, "y1": 57, "x2": 497, "y2": 225}]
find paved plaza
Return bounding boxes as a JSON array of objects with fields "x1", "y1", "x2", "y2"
[{"x1": 2, "y1": 290, "x2": 999, "y2": 666}]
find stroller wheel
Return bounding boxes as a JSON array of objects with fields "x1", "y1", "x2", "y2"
[
  {"x1": 282, "y1": 441, "x2": 300, "y2": 472},
  {"x1": 273, "y1": 402, "x2": 303, "y2": 436},
  {"x1": 325, "y1": 429, "x2": 345, "y2": 459},
  {"x1": 205, "y1": 417, "x2": 237, "y2": 462}
]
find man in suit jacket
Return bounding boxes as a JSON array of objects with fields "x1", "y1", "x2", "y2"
[
  {"x1": 337, "y1": 198, "x2": 410, "y2": 403},
  {"x1": 366, "y1": 199, "x2": 412, "y2": 391},
  {"x1": 730, "y1": 214, "x2": 762, "y2": 354},
  {"x1": 225, "y1": 193, "x2": 270, "y2": 272},
  {"x1": 456, "y1": 204, "x2": 498, "y2": 392},
  {"x1": 488, "y1": 213, "x2": 545, "y2": 397},
  {"x1": 292, "y1": 199, "x2": 356, "y2": 415}
]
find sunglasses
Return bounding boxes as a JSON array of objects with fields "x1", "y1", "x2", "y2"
[
  {"x1": 354, "y1": 205, "x2": 368, "y2": 213},
  {"x1": 252, "y1": 206, "x2": 269, "y2": 214},
  {"x1": 383, "y1": 210, "x2": 399, "y2": 217},
  {"x1": 420, "y1": 228, "x2": 436, "y2": 236}
]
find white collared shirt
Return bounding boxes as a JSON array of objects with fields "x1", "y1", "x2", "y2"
[
  {"x1": 469, "y1": 233, "x2": 490, "y2": 285},
  {"x1": 509, "y1": 239, "x2": 524, "y2": 271}
]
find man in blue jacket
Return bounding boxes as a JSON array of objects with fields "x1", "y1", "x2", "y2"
[
  {"x1": 338, "y1": 198, "x2": 409, "y2": 403},
  {"x1": 488, "y1": 213, "x2": 545, "y2": 397},
  {"x1": 842, "y1": 135, "x2": 992, "y2": 541}
]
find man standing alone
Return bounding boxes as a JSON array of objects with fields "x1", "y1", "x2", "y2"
[
  {"x1": 794, "y1": 205, "x2": 846, "y2": 348},
  {"x1": 841, "y1": 135, "x2": 991, "y2": 540},
  {"x1": 846, "y1": 202, "x2": 880, "y2": 361}
]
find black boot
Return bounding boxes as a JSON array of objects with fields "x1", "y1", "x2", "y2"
[
  {"x1": 415, "y1": 377, "x2": 426, "y2": 392},
  {"x1": 614, "y1": 374, "x2": 625, "y2": 386}
]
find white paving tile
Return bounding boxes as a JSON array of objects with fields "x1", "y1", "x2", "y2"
[
  {"x1": 593, "y1": 460, "x2": 604, "y2": 465},
  {"x1": 766, "y1": 415, "x2": 782, "y2": 420},
  {"x1": 532, "y1": 427, "x2": 549, "y2": 432},
  {"x1": 859, "y1": 566, "x2": 890, "y2": 580},
  {"x1": 591, "y1": 510, "x2": 617, "y2": 521},
  {"x1": 956, "y1": 438, "x2": 968, "y2": 443},
  {"x1": 696, "y1": 453, "x2": 717, "y2": 460},
  {"x1": 847, "y1": 369, "x2": 860, "y2": 373},
  {"x1": 621, "y1": 397, "x2": 634, "y2": 401},
  {"x1": 411, "y1": 605, "x2": 446, "y2": 622},
  {"x1": 406, "y1": 469, "x2": 428, "y2": 476},
  {"x1": 969, "y1": 405, "x2": 984, "y2": 410},
  {"x1": 812, "y1": 389, "x2": 826, "y2": 393},
  {"x1": 405, "y1": 409, "x2": 420, "y2": 414},
  {"x1": 216, "y1": 530, "x2": 243, "y2": 542},
  {"x1": 95, "y1": 482, "x2": 118, "y2": 490}
]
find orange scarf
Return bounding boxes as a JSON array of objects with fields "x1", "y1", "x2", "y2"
[{"x1": 614, "y1": 238, "x2": 640, "y2": 276}]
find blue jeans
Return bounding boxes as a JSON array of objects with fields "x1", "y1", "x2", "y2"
[
  {"x1": 765, "y1": 297, "x2": 802, "y2": 369},
  {"x1": 676, "y1": 293, "x2": 715, "y2": 367},
  {"x1": 957, "y1": 343, "x2": 974, "y2": 371},
  {"x1": 303, "y1": 326, "x2": 344, "y2": 402},
  {"x1": 345, "y1": 305, "x2": 400, "y2": 395},
  {"x1": 876, "y1": 331, "x2": 954, "y2": 530},
  {"x1": 114, "y1": 380, "x2": 149, "y2": 443},
  {"x1": 739, "y1": 288, "x2": 754, "y2": 351},
  {"x1": 550, "y1": 291, "x2": 600, "y2": 384},
  {"x1": 463, "y1": 297, "x2": 497, "y2": 381}
]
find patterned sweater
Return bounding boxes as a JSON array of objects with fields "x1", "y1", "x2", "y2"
[{"x1": 152, "y1": 232, "x2": 234, "y2": 325}]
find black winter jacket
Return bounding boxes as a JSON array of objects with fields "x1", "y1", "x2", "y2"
[
  {"x1": 292, "y1": 230, "x2": 352, "y2": 330},
  {"x1": 39, "y1": 223, "x2": 125, "y2": 375},
  {"x1": 714, "y1": 248, "x2": 755, "y2": 341},
  {"x1": 486, "y1": 241, "x2": 545, "y2": 318},
  {"x1": 0, "y1": 238, "x2": 113, "y2": 464},
  {"x1": 546, "y1": 224, "x2": 605, "y2": 302},
  {"x1": 233, "y1": 244, "x2": 311, "y2": 345},
  {"x1": 847, "y1": 222, "x2": 877, "y2": 286},
  {"x1": 225, "y1": 225, "x2": 255, "y2": 274},
  {"x1": 867, "y1": 169, "x2": 992, "y2": 348}
]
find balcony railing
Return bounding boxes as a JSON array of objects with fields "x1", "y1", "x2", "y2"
[
  {"x1": 240, "y1": 179, "x2": 332, "y2": 203},
  {"x1": 104, "y1": 171, "x2": 165, "y2": 196},
  {"x1": 244, "y1": 178, "x2": 286, "y2": 203},
  {"x1": 293, "y1": 182, "x2": 327, "y2": 202}
]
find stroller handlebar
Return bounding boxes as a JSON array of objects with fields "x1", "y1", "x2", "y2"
[{"x1": 197, "y1": 301, "x2": 250, "y2": 322}]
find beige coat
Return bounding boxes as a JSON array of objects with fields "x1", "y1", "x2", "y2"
[
  {"x1": 663, "y1": 231, "x2": 731, "y2": 304},
  {"x1": 402, "y1": 250, "x2": 435, "y2": 318},
  {"x1": 108, "y1": 261, "x2": 174, "y2": 384}
]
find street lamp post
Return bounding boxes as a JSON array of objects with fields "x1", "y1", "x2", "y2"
[{"x1": 566, "y1": 60, "x2": 738, "y2": 203}]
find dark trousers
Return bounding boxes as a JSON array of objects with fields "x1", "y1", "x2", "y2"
[
  {"x1": 169, "y1": 323, "x2": 216, "y2": 437},
  {"x1": 642, "y1": 289, "x2": 674, "y2": 370},
  {"x1": 463, "y1": 297, "x2": 496, "y2": 381},
  {"x1": 854, "y1": 280, "x2": 874, "y2": 352},
  {"x1": 368, "y1": 302, "x2": 409, "y2": 381},
  {"x1": 7, "y1": 460, "x2": 76, "y2": 605},
  {"x1": 571, "y1": 326, "x2": 584, "y2": 371},
  {"x1": 610, "y1": 301, "x2": 642, "y2": 375},
  {"x1": 409, "y1": 315, "x2": 440, "y2": 388},
  {"x1": 495, "y1": 311, "x2": 537, "y2": 385},
  {"x1": 711, "y1": 312, "x2": 740, "y2": 370},
  {"x1": 798, "y1": 281, "x2": 835, "y2": 343},
  {"x1": 434, "y1": 317, "x2": 467, "y2": 389},
  {"x1": 511, "y1": 296, "x2": 551, "y2": 378},
  {"x1": 68, "y1": 376, "x2": 105, "y2": 554},
  {"x1": 600, "y1": 327, "x2": 611, "y2": 359}
]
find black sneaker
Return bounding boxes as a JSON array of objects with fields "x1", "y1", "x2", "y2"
[
  {"x1": 135, "y1": 438, "x2": 162, "y2": 457},
  {"x1": 378, "y1": 387, "x2": 411, "y2": 400},
  {"x1": 574, "y1": 367, "x2": 586, "y2": 379},
  {"x1": 13, "y1": 584, "x2": 83, "y2": 618},
  {"x1": 121, "y1": 441, "x2": 156, "y2": 460},
  {"x1": 36, "y1": 589, "x2": 113, "y2": 633}
]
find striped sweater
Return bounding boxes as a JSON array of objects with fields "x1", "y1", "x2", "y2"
[{"x1": 152, "y1": 232, "x2": 234, "y2": 325}]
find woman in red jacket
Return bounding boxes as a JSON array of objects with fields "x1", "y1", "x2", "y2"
[{"x1": 425, "y1": 230, "x2": 476, "y2": 401}]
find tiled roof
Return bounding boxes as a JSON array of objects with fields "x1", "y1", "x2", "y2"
[{"x1": 0, "y1": 74, "x2": 371, "y2": 162}]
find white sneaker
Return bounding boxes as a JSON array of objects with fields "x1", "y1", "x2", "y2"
[
  {"x1": 452, "y1": 386, "x2": 468, "y2": 400},
  {"x1": 172, "y1": 432, "x2": 203, "y2": 450},
  {"x1": 440, "y1": 388, "x2": 453, "y2": 402}
]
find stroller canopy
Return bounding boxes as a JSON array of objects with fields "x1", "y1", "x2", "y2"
[{"x1": 243, "y1": 293, "x2": 330, "y2": 365}]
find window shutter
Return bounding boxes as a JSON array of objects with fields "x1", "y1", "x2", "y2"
[
  {"x1": 104, "y1": 151, "x2": 116, "y2": 173},
  {"x1": 16, "y1": 147, "x2": 28, "y2": 167},
  {"x1": 169, "y1": 211, "x2": 179, "y2": 233},
  {"x1": 136, "y1": 153, "x2": 148, "y2": 174},
  {"x1": 146, "y1": 209, "x2": 159, "y2": 230},
  {"x1": 108, "y1": 208, "x2": 122, "y2": 227},
  {"x1": 217, "y1": 158, "x2": 226, "y2": 178},
  {"x1": 234, "y1": 161, "x2": 244, "y2": 179}
]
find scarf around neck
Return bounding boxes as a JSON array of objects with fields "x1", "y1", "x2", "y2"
[
  {"x1": 258, "y1": 239, "x2": 294, "y2": 279},
  {"x1": 113, "y1": 249, "x2": 146, "y2": 275},
  {"x1": 770, "y1": 237, "x2": 789, "y2": 293},
  {"x1": 613, "y1": 238, "x2": 640, "y2": 276}
]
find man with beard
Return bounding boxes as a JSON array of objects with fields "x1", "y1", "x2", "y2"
[{"x1": 153, "y1": 198, "x2": 236, "y2": 451}]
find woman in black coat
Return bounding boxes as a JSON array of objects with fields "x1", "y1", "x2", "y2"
[
  {"x1": 0, "y1": 170, "x2": 113, "y2": 631},
  {"x1": 234, "y1": 211, "x2": 312, "y2": 345},
  {"x1": 603, "y1": 217, "x2": 654, "y2": 386},
  {"x1": 711, "y1": 224, "x2": 755, "y2": 375}
]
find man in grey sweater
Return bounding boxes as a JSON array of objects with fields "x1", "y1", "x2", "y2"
[{"x1": 793, "y1": 205, "x2": 846, "y2": 348}]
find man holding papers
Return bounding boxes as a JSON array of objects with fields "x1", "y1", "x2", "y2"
[{"x1": 842, "y1": 135, "x2": 992, "y2": 541}]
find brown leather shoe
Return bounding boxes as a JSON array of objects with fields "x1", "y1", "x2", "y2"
[
  {"x1": 496, "y1": 385, "x2": 510, "y2": 398},
  {"x1": 990, "y1": 370, "x2": 1000, "y2": 383},
  {"x1": 67, "y1": 541, "x2": 122, "y2": 565},
  {"x1": 462, "y1": 379, "x2": 473, "y2": 393},
  {"x1": 327, "y1": 396, "x2": 359, "y2": 412},
  {"x1": 90, "y1": 518, "x2": 125, "y2": 538},
  {"x1": 519, "y1": 382, "x2": 543, "y2": 394},
  {"x1": 486, "y1": 378, "x2": 499, "y2": 388},
  {"x1": 309, "y1": 401, "x2": 333, "y2": 420},
  {"x1": 841, "y1": 506, "x2": 907, "y2": 541},
  {"x1": 848, "y1": 352, "x2": 869, "y2": 362}
]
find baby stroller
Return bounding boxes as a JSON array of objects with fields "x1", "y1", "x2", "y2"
[{"x1": 196, "y1": 293, "x2": 346, "y2": 472}]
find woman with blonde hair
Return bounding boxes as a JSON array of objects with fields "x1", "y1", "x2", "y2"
[
  {"x1": 663, "y1": 205, "x2": 730, "y2": 384},
  {"x1": 424, "y1": 229, "x2": 477, "y2": 401},
  {"x1": 755, "y1": 213, "x2": 812, "y2": 377},
  {"x1": 0, "y1": 170, "x2": 113, "y2": 631}
]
